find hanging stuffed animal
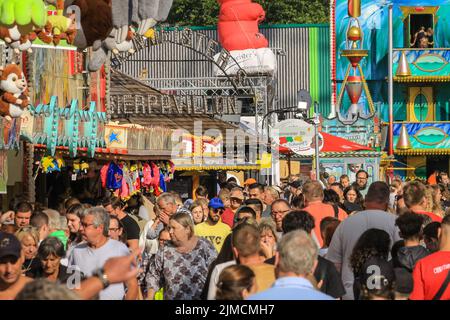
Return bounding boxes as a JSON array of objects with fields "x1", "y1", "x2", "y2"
[
  {"x1": 73, "y1": 159, "x2": 81, "y2": 175},
  {"x1": 130, "y1": 163, "x2": 141, "y2": 193},
  {"x1": 0, "y1": 64, "x2": 30, "y2": 119},
  {"x1": 80, "y1": 160, "x2": 89, "y2": 175},
  {"x1": 36, "y1": 0, "x2": 77, "y2": 45},
  {"x1": 142, "y1": 162, "x2": 152, "y2": 188},
  {"x1": 107, "y1": 161, "x2": 123, "y2": 190},
  {"x1": 41, "y1": 156, "x2": 56, "y2": 173},
  {"x1": 150, "y1": 162, "x2": 160, "y2": 189},
  {"x1": 0, "y1": 0, "x2": 48, "y2": 53},
  {"x1": 100, "y1": 163, "x2": 109, "y2": 188}
]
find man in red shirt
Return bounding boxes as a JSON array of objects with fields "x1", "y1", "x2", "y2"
[
  {"x1": 403, "y1": 181, "x2": 442, "y2": 223},
  {"x1": 221, "y1": 187, "x2": 244, "y2": 228},
  {"x1": 410, "y1": 215, "x2": 450, "y2": 300},
  {"x1": 302, "y1": 181, "x2": 347, "y2": 247}
]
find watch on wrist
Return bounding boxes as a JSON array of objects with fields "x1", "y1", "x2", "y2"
[{"x1": 93, "y1": 268, "x2": 110, "y2": 289}]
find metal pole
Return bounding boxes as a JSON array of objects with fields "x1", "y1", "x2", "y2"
[
  {"x1": 314, "y1": 121, "x2": 320, "y2": 181},
  {"x1": 388, "y1": 4, "x2": 394, "y2": 156},
  {"x1": 314, "y1": 102, "x2": 320, "y2": 181}
]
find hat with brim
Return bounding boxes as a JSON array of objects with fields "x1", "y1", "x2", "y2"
[
  {"x1": 209, "y1": 197, "x2": 225, "y2": 209},
  {"x1": 0, "y1": 232, "x2": 21, "y2": 260}
]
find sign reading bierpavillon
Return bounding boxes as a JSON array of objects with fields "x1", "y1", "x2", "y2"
[
  {"x1": 273, "y1": 119, "x2": 321, "y2": 156},
  {"x1": 110, "y1": 94, "x2": 241, "y2": 116}
]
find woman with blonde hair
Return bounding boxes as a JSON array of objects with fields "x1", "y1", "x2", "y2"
[
  {"x1": 430, "y1": 184, "x2": 445, "y2": 217},
  {"x1": 15, "y1": 226, "x2": 41, "y2": 277},
  {"x1": 190, "y1": 200, "x2": 207, "y2": 225},
  {"x1": 258, "y1": 218, "x2": 278, "y2": 260},
  {"x1": 145, "y1": 212, "x2": 217, "y2": 300}
]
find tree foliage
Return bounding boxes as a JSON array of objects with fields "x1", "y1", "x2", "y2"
[{"x1": 166, "y1": 0, "x2": 330, "y2": 26}]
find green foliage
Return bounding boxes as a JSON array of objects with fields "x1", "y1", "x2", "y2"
[{"x1": 167, "y1": 0, "x2": 330, "y2": 26}]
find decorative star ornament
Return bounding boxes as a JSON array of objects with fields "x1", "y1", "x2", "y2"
[{"x1": 109, "y1": 131, "x2": 121, "y2": 144}]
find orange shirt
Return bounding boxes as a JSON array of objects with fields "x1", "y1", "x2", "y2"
[{"x1": 304, "y1": 201, "x2": 347, "y2": 247}]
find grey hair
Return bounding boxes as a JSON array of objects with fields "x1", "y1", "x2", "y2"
[
  {"x1": 16, "y1": 279, "x2": 80, "y2": 300},
  {"x1": 157, "y1": 192, "x2": 177, "y2": 206},
  {"x1": 278, "y1": 230, "x2": 318, "y2": 275},
  {"x1": 43, "y1": 209, "x2": 61, "y2": 230},
  {"x1": 81, "y1": 206, "x2": 110, "y2": 236}
]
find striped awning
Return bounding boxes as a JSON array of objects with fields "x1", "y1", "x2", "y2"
[
  {"x1": 395, "y1": 149, "x2": 450, "y2": 156},
  {"x1": 284, "y1": 151, "x2": 384, "y2": 159}
]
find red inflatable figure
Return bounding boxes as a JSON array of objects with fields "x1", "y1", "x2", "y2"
[{"x1": 217, "y1": 0, "x2": 269, "y2": 51}]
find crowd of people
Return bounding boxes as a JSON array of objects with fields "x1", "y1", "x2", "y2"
[{"x1": 1, "y1": 169, "x2": 450, "y2": 300}]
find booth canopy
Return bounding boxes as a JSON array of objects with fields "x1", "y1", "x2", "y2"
[{"x1": 279, "y1": 131, "x2": 372, "y2": 154}]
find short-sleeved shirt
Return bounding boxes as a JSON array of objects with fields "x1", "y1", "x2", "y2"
[
  {"x1": 221, "y1": 208, "x2": 235, "y2": 228},
  {"x1": 303, "y1": 201, "x2": 347, "y2": 247},
  {"x1": 413, "y1": 210, "x2": 443, "y2": 223},
  {"x1": 247, "y1": 277, "x2": 334, "y2": 300},
  {"x1": 264, "y1": 255, "x2": 345, "y2": 299},
  {"x1": 195, "y1": 221, "x2": 231, "y2": 253},
  {"x1": 410, "y1": 251, "x2": 450, "y2": 300},
  {"x1": 326, "y1": 209, "x2": 401, "y2": 300},
  {"x1": 120, "y1": 214, "x2": 141, "y2": 240},
  {"x1": 68, "y1": 239, "x2": 130, "y2": 300},
  {"x1": 145, "y1": 237, "x2": 217, "y2": 300},
  {"x1": 207, "y1": 260, "x2": 276, "y2": 300}
]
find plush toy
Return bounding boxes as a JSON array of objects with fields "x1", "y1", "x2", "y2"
[
  {"x1": 0, "y1": 0, "x2": 48, "y2": 52},
  {"x1": 35, "y1": 0, "x2": 77, "y2": 45},
  {"x1": 0, "y1": 26, "x2": 33, "y2": 53},
  {"x1": 107, "y1": 162, "x2": 123, "y2": 190},
  {"x1": 87, "y1": 0, "x2": 174, "y2": 71},
  {"x1": 100, "y1": 163, "x2": 109, "y2": 188},
  {"x1": 0, "y1": 64, "x2": 30, "y2": 119}
]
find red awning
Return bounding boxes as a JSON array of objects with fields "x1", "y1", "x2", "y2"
[{"x1": 279, "y1": 131, "x2": 371, "y2": 154}]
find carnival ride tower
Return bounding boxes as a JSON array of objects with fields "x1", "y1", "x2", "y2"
[{"x1": 336, "y1": 0, "x2": 375, "y2": 124}]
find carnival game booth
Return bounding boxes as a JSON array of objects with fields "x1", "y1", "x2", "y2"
[
  {"x1": 279, "y1": 131, "x2": 383, "y2": 184},
  {"x1": 109, "y1": 70, "x2": 261, "y2": 201}
]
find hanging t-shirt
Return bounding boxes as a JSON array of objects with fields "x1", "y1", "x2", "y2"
[
  {"x1": 195, "y1": 222, "x2": 231, "y2": 253},
  {"x1": 410, "y1": 251, "x2": 450, "y2": 300},
  {"x1": 68, "y1": 239, "x2": 130, "y2": 300}
]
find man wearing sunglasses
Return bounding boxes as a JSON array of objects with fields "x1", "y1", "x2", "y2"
[
  {"x1": 194, "y1": 198, "x2": 231, "y2": 253},
  {"x1": 221, "y1": 188, "x2": 244, "y2": 228}
]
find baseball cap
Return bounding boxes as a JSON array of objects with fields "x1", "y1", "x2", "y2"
[
  {"x1": 208, "y1": 197, "x2": 225, "y2": 209},
  {"x1": 0, "y1": 232, "x2": 22, "y2": 260},
  {"x1": 244, "y1": 178, "x2": 257, "y2": 186}
]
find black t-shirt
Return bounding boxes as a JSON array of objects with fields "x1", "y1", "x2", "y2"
[
  {"x1": 120, "y1": 214, "x2": 140, "y2": 240},
  {"x1": 23, "y1": 258, "x2": 42, "y2": 278},
  {"x1": 264, "y1": 255, "x2": 346, "y2": 299}
]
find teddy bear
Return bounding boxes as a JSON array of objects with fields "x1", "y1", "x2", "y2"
[{"x1": 0, "y1": 64, "x2": 30, "y2": 119}]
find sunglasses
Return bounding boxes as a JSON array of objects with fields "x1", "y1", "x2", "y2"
[{"x1": 212, "y1": 208, "x2": 224, "y2": 214}]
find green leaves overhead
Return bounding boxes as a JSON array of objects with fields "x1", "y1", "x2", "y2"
[{"x1": 166, "y1": 0, "x2": 330, "y2": 26}]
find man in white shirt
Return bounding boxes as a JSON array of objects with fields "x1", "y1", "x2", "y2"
[{"x1": 68, "y1": 206, "x2": 138, "y2": 300}]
